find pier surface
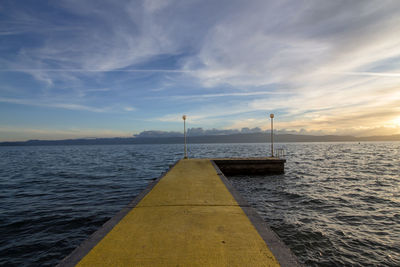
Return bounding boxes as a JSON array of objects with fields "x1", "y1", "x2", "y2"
[{"x1": 60, "y1": 159, "x2": 298, "y2": 266}]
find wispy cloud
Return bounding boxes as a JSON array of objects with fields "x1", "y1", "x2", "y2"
[
  {"x1": 123, "y1": 106, "x2": 136, "y2": 112},
  {"x1": 0, "y1": 69, "x2": 191, "y2": 73},
  {"x1": 1, "y1": 0, "x2": 400, "y2": 140},
  {"x1": 337, "y1": 72, "x2": 400, "y2": 77},
  {"x1": 0, "y1": 97, "x2": 108, "y2": 113},
  {"x1": 150, "y1": 90, "x2": 292, "y2": 100}
]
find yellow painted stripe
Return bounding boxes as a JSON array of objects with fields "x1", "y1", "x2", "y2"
[{"x1": 77, "y1": 159, "x2": 280, "y2": 266}]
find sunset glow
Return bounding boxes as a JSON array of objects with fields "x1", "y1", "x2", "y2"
[{"x1": 388, "y1": 117, "x2": 400, "y2": 128}]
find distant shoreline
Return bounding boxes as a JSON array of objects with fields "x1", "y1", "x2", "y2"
[{"x1": 1, "y1": 133, "x2": 400, "y2": 146}]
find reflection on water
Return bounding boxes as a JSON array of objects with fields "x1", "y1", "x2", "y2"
[{"x1": 0, "y1": 142, "x2": 399, "y2": 266}]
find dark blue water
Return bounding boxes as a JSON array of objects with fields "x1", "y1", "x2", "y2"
[
  {"x1": 0, "y1": 143, "x2": 399, "y2": 266},
  {"x1": 229, "y1": 142, "x2": 400, "y2": 266}
]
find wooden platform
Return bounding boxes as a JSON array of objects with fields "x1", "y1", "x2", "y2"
[{"x1": 58, "y1": 159, "x2": 298, "y2": 267}]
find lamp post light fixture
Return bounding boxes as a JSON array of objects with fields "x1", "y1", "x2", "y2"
[
  {"x1": 270, "y1": 113, "x2": 274, "y2": 157},
  {"x1": 182, "y1": 115, "x2": 188, "y2": 159}
]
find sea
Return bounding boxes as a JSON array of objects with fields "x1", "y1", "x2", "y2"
[{"x1": 0, "y1": 142, "x2": 399, "y2": 266}]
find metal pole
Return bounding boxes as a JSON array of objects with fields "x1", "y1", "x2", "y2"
[
  {"x1": 183, "y1": 115, "x2": 187, "y2": 159},
  {"x1": 270, "y1": 114, "x2": 274, "y2": 157}
]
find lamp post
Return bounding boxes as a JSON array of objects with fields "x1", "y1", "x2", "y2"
[
  {"x1": 182, "y1": 115, "x2": 187, "y2": 159},
  {"x1": 270, "y1": 113, "x2": 274, "y2": 157}
]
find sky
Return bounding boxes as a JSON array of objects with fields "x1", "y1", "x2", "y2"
[{"x1": 1, "y1": 0, "x2": 400, "y2": 141}]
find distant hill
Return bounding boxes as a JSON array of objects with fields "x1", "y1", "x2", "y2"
[{"x1": 1, "y1": 133, "x2": 400, "y2": 146}]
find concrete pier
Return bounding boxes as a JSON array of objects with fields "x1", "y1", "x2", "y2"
[{"x1": 58, "y1": 159, "x2": 298, "y2": 267}]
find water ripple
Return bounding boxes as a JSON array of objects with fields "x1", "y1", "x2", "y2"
[
  {"x1": 229, "y1": 142, "x2": 400, "y2": 266},
  {"x1": 0, "y1": 142, "x2": 399, "y2": 266}
]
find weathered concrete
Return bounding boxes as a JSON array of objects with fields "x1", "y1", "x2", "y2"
[
  {"x1": 213, "y1": 157, "x2": 286, "y2": 175},
  {"x1": 211, "y1": 161, "x2": 300, "y2": 266},
  {"x1": 58, "y1": 159, "x2": 298, "y2": 267}
]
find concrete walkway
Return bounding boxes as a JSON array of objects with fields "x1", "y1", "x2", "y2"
[{"x1": 72, "y1": 159, "x2": 283, "y2": 266}]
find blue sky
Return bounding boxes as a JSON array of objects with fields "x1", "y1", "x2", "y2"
[{"x1": 1, "y1": 0, "x2": 400, "y2": 141}]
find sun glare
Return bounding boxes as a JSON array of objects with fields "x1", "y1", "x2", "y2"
[{"x1": 389, "y1": 117, "x2": 400, "y2": 127}]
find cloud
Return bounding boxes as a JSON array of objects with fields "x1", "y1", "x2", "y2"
[
  {"x1": 0, "y1": 69, "x2": 191, "y2": 73},
  {"x1": 134, "y1": 126, "x2": 263, "y2": 138},
  {"x1": 0, "y1": 0, "x2": 188, "y2": 89},
  {"x1": 123, "y1": 106, "x2": 136, "y2": 111},
  {"x1": 0, "y1": 97, "x2": 108, "y2": 112},
  {"x1": 337, "y1": 72, "x2": 400, "y2": 77},
  {"x1": 182, "y1": 1, "x2": 400, "y2": 87},
  {"x1": 148, "y1": 90, "x2": 291, "y2": 101},
  {"x1": 177, "y1": 1, "x2": 400, "y2": 133},
  {"x1": 1, "y1": 0, "x2": 400, "y2": 139}
]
